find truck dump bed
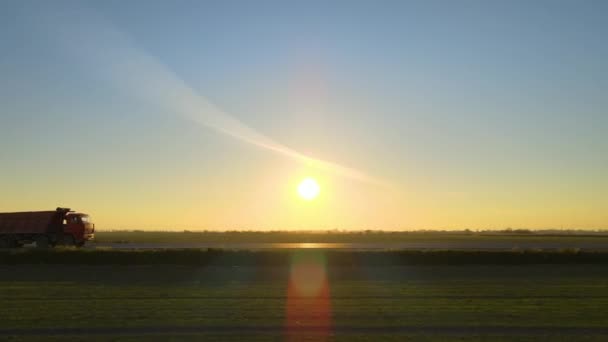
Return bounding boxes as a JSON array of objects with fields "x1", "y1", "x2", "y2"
[{"x1": 0, "y1": 210, "x2": 66, "y2": 235}]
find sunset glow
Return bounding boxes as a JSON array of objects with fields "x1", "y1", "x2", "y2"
[{"x1": 1, "y1": 2, "x2": 606, "y2": 231}]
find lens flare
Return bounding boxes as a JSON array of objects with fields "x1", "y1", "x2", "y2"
[{"x1": 285, "y1": 251, "x2": 332, "y2": 340}]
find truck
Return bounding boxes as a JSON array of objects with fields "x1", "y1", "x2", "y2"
[{"x1": 0, "y1": 208, "x2": 95, "y2": 248}]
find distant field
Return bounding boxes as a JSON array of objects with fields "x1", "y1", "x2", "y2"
[
  {"x1": 1, "y1": 259, "x2": 607, "y2": 341},
  {"x1": 93, "y1": 230, "x2": 608, "y2": 244}
]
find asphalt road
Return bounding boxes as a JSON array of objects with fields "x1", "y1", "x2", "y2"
[{"x1": 86, "y1": 241, "x2": 608, "y2": 250}]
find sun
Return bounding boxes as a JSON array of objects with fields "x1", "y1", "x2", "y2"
[{"x1": 297, "y1": 177, "x2": 320, "y2": 201}]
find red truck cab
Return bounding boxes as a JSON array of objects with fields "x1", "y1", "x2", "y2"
[{"x1": 64, "y1": 212, "x2": 95, "y2": 246}]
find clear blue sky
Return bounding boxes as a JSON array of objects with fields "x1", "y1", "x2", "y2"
[{"x1": 1, "y1": 0, "x2": 607, "y2": 229}]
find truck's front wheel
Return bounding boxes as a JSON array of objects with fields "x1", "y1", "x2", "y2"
[
  {"x1": 60, "y1": 235, "x2": 76, "y2": 247},
  {"x1": 35, "y1": 236, "x2": 50, "y2": 249}
]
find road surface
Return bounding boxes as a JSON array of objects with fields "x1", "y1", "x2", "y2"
[{"x1": 85, "y1": 241, "x2": 608, "y2": 250}]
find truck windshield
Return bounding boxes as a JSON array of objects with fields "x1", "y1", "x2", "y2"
[{"x1": 80, "y1": 216, "x2": 91, "y2": 223}]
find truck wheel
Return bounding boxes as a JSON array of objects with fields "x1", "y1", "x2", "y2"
[
  {"x1": 36, "y1": 236, "x2": 50, "y2": 249},
  {"x1": 0, "y1": 237, "x2": 18, "y2": 248},
  {"x1": 61, "y1": 235, "x2": 76, "y2": 247}
]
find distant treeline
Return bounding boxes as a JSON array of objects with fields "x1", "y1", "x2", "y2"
[
  {"x1": 92, "y1": 230, "x2": 608, "y2": 244},
  {"x1": 1, "y1": 249, "x2": 608, "y2": 265}
]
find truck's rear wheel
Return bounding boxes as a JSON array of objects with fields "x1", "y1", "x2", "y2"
[
  {"x1": 0, "y1": 237, "x2": 18, "y2": 248},
  {"x1": 35, "y1": 236, "x2": 50, "y2": 249}
]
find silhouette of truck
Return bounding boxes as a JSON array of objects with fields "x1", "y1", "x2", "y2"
[{"x1": 0, "y1": 208, "x2": 95, "y2": 248}]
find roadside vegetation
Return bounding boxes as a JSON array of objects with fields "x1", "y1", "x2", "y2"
[{"x1": 1, "y1": 249, "x2": 608, "y2": 265}]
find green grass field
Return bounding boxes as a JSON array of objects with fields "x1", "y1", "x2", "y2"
[{"x1": 1, "y1": 250, "x2": 608, "y2": 341}]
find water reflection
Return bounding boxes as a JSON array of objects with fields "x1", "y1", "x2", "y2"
[{"x1": 274, "y1": 242, "x2": 347, "y2": 249}]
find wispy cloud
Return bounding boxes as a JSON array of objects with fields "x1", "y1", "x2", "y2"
[{"x1": 39, "y1": 7, "x2": 386, "y2": 186}]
